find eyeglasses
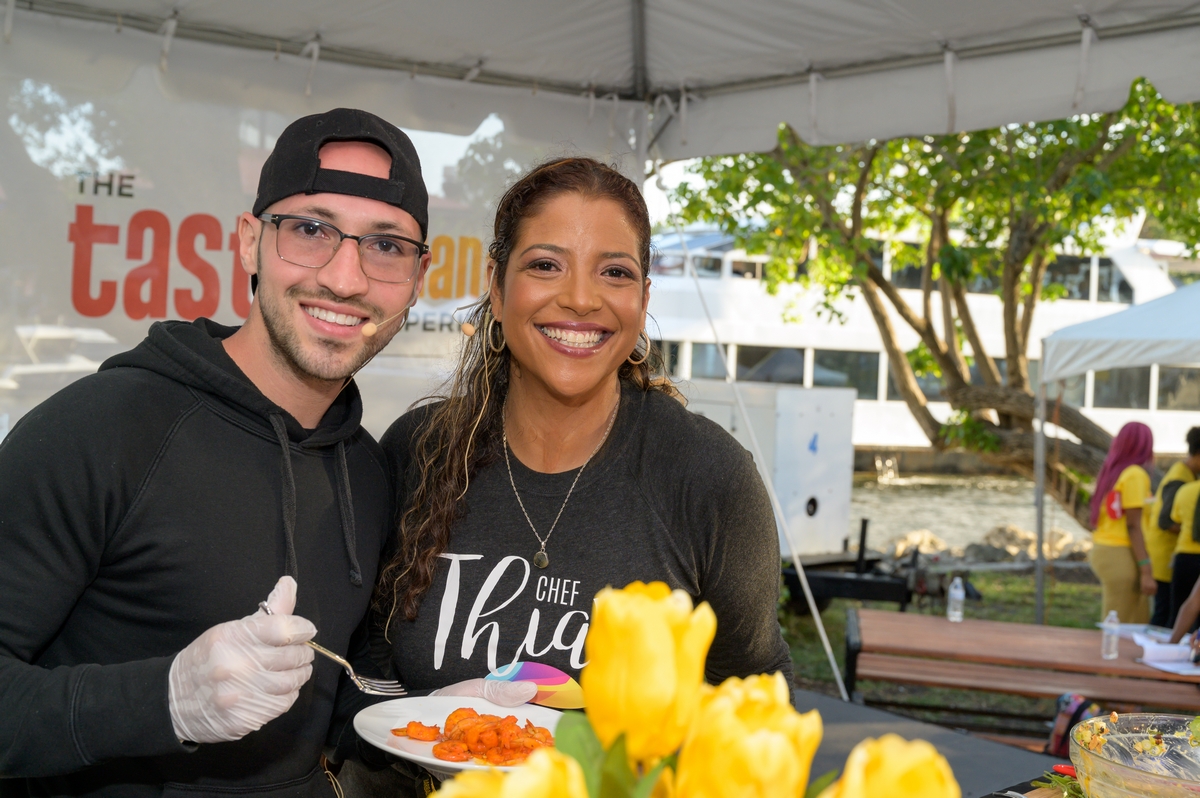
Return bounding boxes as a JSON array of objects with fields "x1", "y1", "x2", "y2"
[{"x1": 258, "y1": 214, "x2": 428, "y2": 285}]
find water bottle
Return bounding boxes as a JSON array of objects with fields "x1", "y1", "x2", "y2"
[
  {"x1": 947, "y1": 576, "x2": 965, "y2": 623},
  {"x1": 1102, "y1": 610, "x2": 1121, "y2": 660}
]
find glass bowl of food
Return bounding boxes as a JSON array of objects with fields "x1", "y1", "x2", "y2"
[{"x1": 1070, "y1": 712, "x2": 1200, "y2": 797}]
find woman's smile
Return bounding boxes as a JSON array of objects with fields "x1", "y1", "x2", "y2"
[{"x1": 536, "y1": 323, "x2": 612, "y2": 354}]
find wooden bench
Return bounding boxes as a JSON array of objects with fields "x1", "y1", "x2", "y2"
[
  {"x1": 845, "y1": 607, "x2": 1200, "y2": 713},
  {"x1": 855, "y1": 652, "x2": 1200, "y2": 710}
]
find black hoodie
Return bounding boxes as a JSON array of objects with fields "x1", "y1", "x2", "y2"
[{"x1": 0, "y1": 319, "x2": 390, "y2": 798}]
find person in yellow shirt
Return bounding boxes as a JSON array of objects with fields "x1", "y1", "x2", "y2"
[
  {"x1": 1149, "y1": 427, "x2": 1200, "y2": 627},
  {"x1": 1089, "y1": 422, "x2": 1156, "y2": 623},
  {"x1": 1170, "y1": 482, "x2": 1200, "y2": 623}
]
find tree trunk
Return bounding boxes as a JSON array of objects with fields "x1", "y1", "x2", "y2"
[
  {"x1": 1019, "y1": 251, "x2": 1048, "y2": 360},
  {"x1": 866, "y1": 261, "x2": 968, "y2": 391},
  {"x1": 857, "y1": 276, "x2": 943, "y2": 443},
  {"x1": 951, "y1": 280, "x2": 1002, "y2": 387},
  {"x1": 1001, "y1": 249, "x2": 1029, "y2": 394},
  {"x1": 940, "y1": 275, "x2": 970, "y2": 381},
  {"x1": 943, "y1": 383, "x2": 1113, "y2": 452},
  {"x1": 985, "y1": 426, "x2": 1107, "y2": 476}
]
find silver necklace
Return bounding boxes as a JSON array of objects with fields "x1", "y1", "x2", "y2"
[{"x1": 503, "y1": 397, "x2": 619, "y2": 569}]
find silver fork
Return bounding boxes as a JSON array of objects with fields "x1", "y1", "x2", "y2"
[{"x1": 258, "y1": 601, "x2": 407, "y2": 696}]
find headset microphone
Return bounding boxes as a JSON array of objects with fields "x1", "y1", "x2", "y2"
[
  {"x1": 360, "y1": 312, "x2": 401, "y2": 338},
  {"x1": 361, "y1": 291, "x2": 420, "y2": 338}
]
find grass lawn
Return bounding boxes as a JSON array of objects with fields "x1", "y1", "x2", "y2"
[{"x1": 782, "y1": 570, "x2": 1105, "y2": 739}]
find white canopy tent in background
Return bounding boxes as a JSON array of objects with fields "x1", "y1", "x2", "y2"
[
  {"x1": 6, "y1": 0, "x2": 1200, "y2": 162},
  {"x1": 1042, "y1": 282, "x2": 1200, "y2": 384},
  {"x1": 7, "y1": 0, "x2": 1200, "y2": 688},
  {"x1": 1033, "y1": 282, "x2": 1200, "y2": 622}
]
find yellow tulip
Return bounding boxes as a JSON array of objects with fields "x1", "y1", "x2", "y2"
[
  {"x1": 652, "y1": 766, "x2": 676, "y2": 798},
  {"x1": 582, "y1": 581, "x2": 717, "y2": 763},
  {"x1": 433, "y1": 748, "x2": 588, "y2": 798},
  {"x1": 671, "y1": 673, "x2": 823, "y2": 798},
  {"x1": 818, "y1": 734, "x2": 960, "y2": 798}
]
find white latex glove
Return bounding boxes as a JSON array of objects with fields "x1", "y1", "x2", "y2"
[
  {"x1": 168, "y1": 576, "x2": 317, "y2": 744},
  {"x1": 431, "y1": 677, "x2": 538, "y2": 707}
]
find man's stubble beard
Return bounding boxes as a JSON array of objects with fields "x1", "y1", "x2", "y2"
[{"x1": 255, "y1": 247, "x2": 397, "y2": 383}]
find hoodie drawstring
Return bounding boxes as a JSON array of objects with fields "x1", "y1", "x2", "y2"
[
  {"x1": 269, "y1": 412, "x2": 362, "y2": 587},
  {"x1": 334, "y1": 440, "x2": 364, "y2": 586},
  {"x1": 269, "y1": 414, "x2": 300, "y2": 581}
]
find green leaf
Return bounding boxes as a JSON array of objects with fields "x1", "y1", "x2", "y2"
[
  {"x1": 554, "y1": 711, "x2": 605, "y2": 798},
  {"x1": 631, "y1": 754, "x2": 676, "y2": 798},
  {"x1": 598, "y1": 734, "x2": 636, "y2": 798},
  {"x1": 940, "y1": 410, "x2": 1001, "y2": 454},
  {"x1": 1031, "y1": 771, "x2": 1085, "y2": 798},
  {"x1": 905, "y1": 341, "x2": 942, "y2": 379},
  {"x1": 803, "y1": 769, "x2": 839, "y2": 798}
]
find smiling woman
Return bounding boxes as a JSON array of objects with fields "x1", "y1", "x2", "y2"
[{"x1": 374, "y1": 159, "x2": 793, "y2": 751}]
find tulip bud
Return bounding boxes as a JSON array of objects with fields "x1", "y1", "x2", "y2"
[
  {"x1": 670, "y1": 673, "x2": 823, "y2": 798},
  {"x1": 433, "y1": 749, "x2": 588, "y2": 798},
  {"x1": 818, "y1": 734, "x2": 960, "y2": 798},
  {"x1": 581, "y1": 581, "x2": 717, "y2": 763}
]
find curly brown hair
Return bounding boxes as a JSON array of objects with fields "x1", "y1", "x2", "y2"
[{"x1": 375, "y1": 156, "x2": 677, "y2": 628}]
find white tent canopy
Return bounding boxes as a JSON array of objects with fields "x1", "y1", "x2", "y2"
[
  {"x1": 11, "y1": 1, "x2": 1200, "y2": 160},
  {"x1": 1041, "y1": 280, "x2": 1200, "y2": 383}
]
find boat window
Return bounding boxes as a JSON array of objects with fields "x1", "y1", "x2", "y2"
[
  {"x1": 1158, "y1": 367, "x2": 1200, "y2": 411},
  {"x1": 1096, "y1": 258, "x2": 1133, "y2": 303},
  {"x1": 1093, "y1": 367, "x2": 1151, "y2": 409},
  {"x1": 651, "y1": 340, "x2": 682, "y2": 378},
  {"x1": 731, "y1": 260, "x2": 761, "y2": 280},
  {"x1": 814, "y1": 350, "x2": 879, "y2": 400},
  {"x1": 1043, "y1": 255, "x2": 1090, "y2": 300},
  {"x1": 736, "y1": 346, "x2": 805, "y2": 384},
  {"x1": 692, "y1": 256, "x2": 722, "y2": 278},
  {"x1": 651, "y1": 254, "x2": 685, "y2": 276},
  {"x1": 691, "y1": 343, "x2": 728, "y2": 379}
]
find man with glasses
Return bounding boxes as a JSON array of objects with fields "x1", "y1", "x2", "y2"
[{"x1": 0, "y1": 109, "x2": 428, "y2": 797}]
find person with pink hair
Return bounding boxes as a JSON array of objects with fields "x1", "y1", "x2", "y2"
[{"x1": 1089, "y1": 421, "x2": 1157, "y2": 622}]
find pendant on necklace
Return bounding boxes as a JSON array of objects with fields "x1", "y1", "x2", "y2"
[{"x1": 533, "y1": 550, "x2": 550, "y2": 569}]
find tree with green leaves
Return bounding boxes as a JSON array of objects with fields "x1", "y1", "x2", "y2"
[{"x1": 674, "y1": 79, "x2": 1200, "y2": 523}]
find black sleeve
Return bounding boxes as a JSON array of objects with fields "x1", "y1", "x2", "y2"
[
  {"x1": 1159, "y1": 480, "x2": 1186, "y2": 532},
  {"x1": 673, "y1": 416, "x2": 795, "y2": 688},
  {"x1": 0, "y1": 378, "x2": 190, "y2": 776}
]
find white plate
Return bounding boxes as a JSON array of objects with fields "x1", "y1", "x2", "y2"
[{"x1": 353, "y1": 695, "x2": 563, "y2": 776}]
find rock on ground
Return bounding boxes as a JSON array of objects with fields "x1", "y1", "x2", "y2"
[
  {"x1": 891, "y1": 529, "x2": 949, "y2": 559},
  {"x1": 978, "y1": 523, "x2": 1090, "y2": 561}
]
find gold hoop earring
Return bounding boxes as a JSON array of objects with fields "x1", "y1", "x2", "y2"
[
  {"x1": 627, "y1": 330, "x2": 651, "y2": 365},
  {"x1": 486, "y1": 313, "x2": 507, "y2": 354}
]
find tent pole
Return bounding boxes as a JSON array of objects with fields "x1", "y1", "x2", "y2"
[
  {"x1": 1034, "y1": 340, "x2": 1047, "y2": 625},
  {"x1": 631, "y1": 0, "x2": 647, "y2": 100}
]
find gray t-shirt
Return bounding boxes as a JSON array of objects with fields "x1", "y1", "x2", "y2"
[{"x1": 379, "y1": 383, "x2": 794, "y2": 699}]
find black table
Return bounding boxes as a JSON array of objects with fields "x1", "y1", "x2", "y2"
[{"x1": 794, "y1": 689, "x2": 1061, "y2": 798}]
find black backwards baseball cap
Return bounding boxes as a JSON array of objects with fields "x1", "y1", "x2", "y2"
[{"x1": 253, "y1": 107, "x2": 429, "y2": 238}]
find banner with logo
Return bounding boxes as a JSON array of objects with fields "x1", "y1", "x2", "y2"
[{"x1": 0, "y1": 11, "x2": 636, "y2": 437}]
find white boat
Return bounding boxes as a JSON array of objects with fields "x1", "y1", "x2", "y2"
[{"x1": 639, "y1": 229, "x2": 1200, "y2": 456}]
